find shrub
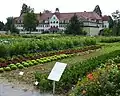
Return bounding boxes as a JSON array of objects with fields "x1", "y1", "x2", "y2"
[
  {"x1": 4, "y1": 67, "x2": 11, "y2": 71},
  {"x1": 34, "y1": 71, "x2": 53, "y2": 91}
]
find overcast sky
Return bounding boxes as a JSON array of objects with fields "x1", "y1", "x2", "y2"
[{"x1": 0, "y1": 0, "x2": 120, "y2": 23}]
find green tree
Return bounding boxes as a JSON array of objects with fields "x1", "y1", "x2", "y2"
[
  {"x1": 23, "y1": 10, "x2": 38, "y2": 33},
  {"x1": 65, "y1": 14, "x2": 84, "y2": 35},
  {"x1": 93, "y1": 5, "x2": 102, "y2": 17},
  {"x1": 112, "y1": 10, "x2": 120, "y2": 36},
  {"x1": 5, "y1": 17, "x2": 19, "y2": 34},
  {"x1": 108, "y1": 16, "x2": 114, "y2": 29},
  {"x1": 0, "y1": 21, "x2": 4, "y2": 31}
]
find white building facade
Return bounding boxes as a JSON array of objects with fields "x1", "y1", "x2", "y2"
[{"x1": 14, "y1": 9, "x2": 107, "y2": 36}]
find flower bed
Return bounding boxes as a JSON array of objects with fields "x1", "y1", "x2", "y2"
[
  {"x1": 34, "y1": 50, "x2": 120, "y2": 93},
  {"x1": 70, "y1": 60, "x2": 120, "y2": 96}
]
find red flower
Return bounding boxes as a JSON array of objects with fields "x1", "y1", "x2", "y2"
[{"x1": 87, "y1": 73, "x2": 94, "y2": 80}]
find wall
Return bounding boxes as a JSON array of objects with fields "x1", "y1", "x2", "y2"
[
  {"x1": 49, "y1": 15, "x2": 59, "y2": 27},
  {"x1": 103, "y1": 21, "x2": 109, "y2": 28},
  {"x1": 83, "y1": 27, "x2": 100, "y2": 36}
]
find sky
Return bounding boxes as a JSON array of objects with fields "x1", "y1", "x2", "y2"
[{"x1": 0, "y1": 0, "x2": 120, "y2": 23}]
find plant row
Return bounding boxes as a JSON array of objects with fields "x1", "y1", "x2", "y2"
[
  {"x1": 0, "y1": 45, "x2": 101, "y2": 67},
  {"x1": 0, "y1": 54, "x2": 73, "y2": 73},
  {"x1": 0, "y1": 36, "x2": 96, "y2": 57},
  {"x1": 100, "y1": 36, "x2": 120, "y2": 43},
  {"x1": 34, "y1": 50, "x2": 120, "y2": 93}
]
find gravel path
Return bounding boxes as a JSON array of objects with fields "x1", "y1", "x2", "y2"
[{"x1": 0, "y1": 76, "x2": 53, "y2": 96}]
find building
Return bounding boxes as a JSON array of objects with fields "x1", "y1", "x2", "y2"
[
  {"x1": 14, "y1": 8, "x2": 106, "y2": 36},
  {"x1": 102, "y1": 15, "x2": 110, "y2": 28}
]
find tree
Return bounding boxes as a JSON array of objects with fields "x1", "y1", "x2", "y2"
[
  {"x1": 112, "y1": 10, "x2": 120, "y2": 36},
  {"x1": 23, "y1": 5, "x2": 38, "y2": 33},
  {"x1": 0, "y1": 21, "x2": 4, "y2": 31},
  {"x1": 20, "y1": 3, "x2": 31, "y2": 15},
  {"x1": 93, "y1": 5, "x2": 102, "y2": 17},
  {"x1": 65, "y1": 14, "x2": 85, "y2": 35},
  {"x1": 5, "y1": 17, "x2": 19, "y2": 34},
  {"x1": 108, "y1": 16, "x2": 114, "y2": 29},
  {"x1": 23, "y1": 12, "x2": 38, "y2": 32}
]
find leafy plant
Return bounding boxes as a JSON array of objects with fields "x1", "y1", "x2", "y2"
[{"x1": 4, "y1": 67, "x2": 11, "y2": 71}]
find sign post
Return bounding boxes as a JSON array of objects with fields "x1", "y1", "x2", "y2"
[
  {"x1": 53, "y1": 81, "x2": 55, "y2": 94},
  {"x1": 48, "y1": 62, "x2": 67, "y2": 95}
]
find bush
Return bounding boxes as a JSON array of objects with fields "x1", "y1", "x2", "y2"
[
  {"x1": 4, "y1": 67, "x2": 11, "y2": 71},
  {"x1": 0, "y1": 68, "x2": 4, "y2": 72},
  {"x1": 34, "y1": 71, "x2": 53, "y2": 91},
  {"x1": 18, "y1": 64, "x2": 24, "y2": 69}
]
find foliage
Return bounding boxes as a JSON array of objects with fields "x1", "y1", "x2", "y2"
[
  {"x1": 34, "y1": 71, "x2": 53, "y2": 91},
  {"x1": 112, "y1": 10, "x2": 120, "y2": 36},
  {"x1": 65, "y1": 14, "x2": 84, "y2": 35},
  {"x1": 0, "y1": 21, "x2": 4, "y2": 31},
  {"x1": 10, "y1": 65, "x2": 17, "y2": 70},
  {"x1": 0, "y1": 68, "x2": 4, "y2": 72},
  {"x1": 5, "y1": 17, "x2": 19, "y2": 34},
  {"x1": 93, "y1": 5, "x2": 102, "y2": 17},
  {"x1": 20, "y1": 3, "x2": 32, "y2": 15},
  {"x1": 108, "y1": 16, "x2": 114, "y2": 29},
  {"x1": 23, "y1": 11, "x2": 38, "y2": 32},
  {"x1": 18, "y1": 64, "x2": 24, "y2": 69},
  {"x1": 70, "y1": 63, "x2": 120, "y2": 96},
  {"x1": 102, "y1": 28, "x2": 113, "y2": 36},
  {"x1": 4, "y1": 67, "x2": 11, "y2": 71},
  {"x1": 0, "y1": 36, "x2": 96, "y2": 57},
  {"x1": 100, "y1": 37, "x2": 120, "y2": 43},
  {"x1": 35, "y1": 50, "x2": 120, "y2": 93}
]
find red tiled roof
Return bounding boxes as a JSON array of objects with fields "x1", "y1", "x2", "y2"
[
  {"x1": 38, "y1": 12, "x2": 102, "y2": 21},
  {"x1": 15, "y1": 11, "x2": 102, "y2": 23},
  {"x1": 102, "y1": 15, "x2": 110, "y2": 21}
]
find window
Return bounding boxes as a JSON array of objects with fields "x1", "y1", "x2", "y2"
[
  {"x1": 56, "y1": 21, "x2": 58, "y2": 23},
  {"x1": 104, "y1": 25, "x2": 106, "y2": 28},
  {"x1": 56, "y1": 26, "x2": 58, "y2": 27},
  {"x1": 53, "y1": 21, "x2": 55, "y2": 23},
  {"x1": 51, "y1": 22, "x2": 52, "y2": 24},
  {"x1": 53, "y1": 17, "x2": 55, "y2": 19}
]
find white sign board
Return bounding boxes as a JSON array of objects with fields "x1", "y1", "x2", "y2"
[{"x1": 48, "y1": 62, "x2": 67, "y2": 81}]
